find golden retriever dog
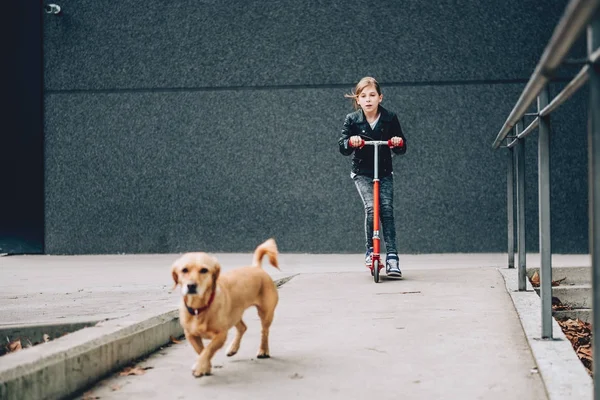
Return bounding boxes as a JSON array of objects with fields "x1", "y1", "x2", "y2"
[{"x1": 170, "y1": 238, "x2": 280, "y2": 377}]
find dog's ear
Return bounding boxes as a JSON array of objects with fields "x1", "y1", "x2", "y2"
[
  {"x1": 212, "y1": 260, "x2": 221, "y2": 282},
  {"x1": 171, "y1": 263, "x2": 179, "y2": 289}
]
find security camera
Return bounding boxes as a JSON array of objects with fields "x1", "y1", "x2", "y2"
[{"x1": 44, "y1": 4, "x2": 61, "y2": 15}]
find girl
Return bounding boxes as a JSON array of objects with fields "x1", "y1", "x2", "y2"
[{"x1": 338, "y1": 77, "x2": 407, "y2": 278}]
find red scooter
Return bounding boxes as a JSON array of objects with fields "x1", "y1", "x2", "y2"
[{"x1": 357, "y1": 137, "x2": 404, "y2": 283}]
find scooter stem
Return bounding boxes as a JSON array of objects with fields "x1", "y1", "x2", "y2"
[
  {"x1": 372, "y1": 143, "x2": 381, "y2": 256},
  {"x1": 361, "y1": 140, "x2": 390, "y2": 264}
]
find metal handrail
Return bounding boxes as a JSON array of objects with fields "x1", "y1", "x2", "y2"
[
  {"x1": 494, "y1": 1, "x2": 600, "y2": 398},
  {"x1": 517, "y1": 117, "x2": 539, "y2": 140},
  {"x1": 506, "y1": 118, "x2": 538, "y2": 148},
  {"x1": 540, "y1": 65, "x2": 589, "y2": 117},
  {"x1": 592, "y1": 46, "x2": 600, "y2": 63},
  {"x1": 492, "y1": 0, "x2": 600, "y2": 149}
]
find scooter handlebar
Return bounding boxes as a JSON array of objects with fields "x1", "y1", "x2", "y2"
[{"x1": 363, "y1": 139, "x2": 404, "y2": 148}]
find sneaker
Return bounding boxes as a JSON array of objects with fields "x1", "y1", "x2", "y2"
[
  {"x1": 365, "y1": 247, "x2": 373, "y2": 269},
  {"x1": 386, "y1": 253, "x2": 402, "y2": 278}
]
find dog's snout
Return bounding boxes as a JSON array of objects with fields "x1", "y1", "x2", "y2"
[{"x1": 186, "y1": 283, "x2": 197, "y2": 294}]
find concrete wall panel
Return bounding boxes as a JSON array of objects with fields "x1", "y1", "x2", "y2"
[{"x1": 42, "y1": 0, "x2": 588, "y2": 254}]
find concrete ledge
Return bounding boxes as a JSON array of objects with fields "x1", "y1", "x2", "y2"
[
  {"x1": 533, "y1": 285, "x2": 592, "y2": 309},
  {"x1": 0, "y1": 274, "x2": 296, "y2": 400},
  {"x1": 554, "y1": 309, "x2": 592, "y2": 323},
  {"x1": 499, "y1": 268, "x2": 592, "y2": 400},
  {"x1": 0, "y1": 321, "x2": 100, "y2": 350},
  {"x1": 527, "y1": 266, "x2": 591, "y2": 285},
  {"x1": 0, "y1": 307, "x2": 183, "y2": 400}
]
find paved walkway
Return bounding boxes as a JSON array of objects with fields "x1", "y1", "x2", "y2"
[{"x1": 0, "y1": 252, "x2": 592, "y2": 399}]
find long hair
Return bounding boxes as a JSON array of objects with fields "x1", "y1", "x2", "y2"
[{"x1": 344, "y1": 77, "x2": 382, "y2": 110}]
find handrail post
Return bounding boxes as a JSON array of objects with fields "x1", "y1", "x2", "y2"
[
  {"x1": 587, "y1": 7, "x2": 600, "y2": 399},
  {"x1": 515, "y1": 119, "x2": 527, "y2": 291},
  {"x1": 538, "y1": 86, "x2": 553, "y2": 339},
  {"x1": 507, "y1": 142, "x2": 515, "y2": 269}
]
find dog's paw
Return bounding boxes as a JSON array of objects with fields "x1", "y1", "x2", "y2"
[
  {"x1": 256, "y1": 352, "x2": 270, "y2": 359},
  {"x1": 191, "y1": 362, "x2": 197, "y2": 371},
  {"x1": 227, "y1": 341, "x2": 241, "y2": 357},
  {"x1": 192, "y1": 370, "x2": 212, "y2": 378},
  {"x1": 192, "y1": 361, "x2": 212, "y2": 377}
]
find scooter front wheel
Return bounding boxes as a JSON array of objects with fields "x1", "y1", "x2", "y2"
[{"x1": 373, "y1": 260, "x2": 380, "y2": 283}]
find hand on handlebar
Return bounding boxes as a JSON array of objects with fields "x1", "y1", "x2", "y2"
[
  {"x1": 388, "y1": 136, "x2": 404, "y2": 148},
  {"x1": 349, "y1": 135, "x2": 365, "y2": 148}
]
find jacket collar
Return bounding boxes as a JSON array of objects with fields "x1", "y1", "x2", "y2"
[{"x1": 355, "y1": 105, "x2": 393, "y2": 123}]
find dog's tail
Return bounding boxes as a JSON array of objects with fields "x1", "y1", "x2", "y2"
[{"x1": 252, "y1": 238, "x2": 280, "y2": 270}]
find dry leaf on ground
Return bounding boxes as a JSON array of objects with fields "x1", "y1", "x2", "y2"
[
  {"x1": 578, "y1": 345, "x2": 592, "y2": 357},
  {"x1": 8, "y1": 340, "x2": 22, "y2": 353},
  {"x1": 529, "y1": 271, "x2": 566, "y2": 287},
  {"x1": 530, "y1": 271, "x2": 540, "y2": 286},
  {"x1": 119, "y1": 365, "x2": 154, "y2": 376},
  {"x1": 552, "y1": 297, "x2": 572, "y2": 311},
  {"x1": 552, "y1": 277, "x2": 567, "y2": 286},
  {"x1": 557, "y1": 318, "x2": 593, "y2": 376},
  {"x1": 170, "y1": 336, "x2": 182, "y2": 344}
]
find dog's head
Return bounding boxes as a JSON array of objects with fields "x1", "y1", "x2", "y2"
[{"x1": 171, "y1": 252, "x2": 221, "y2": 299}]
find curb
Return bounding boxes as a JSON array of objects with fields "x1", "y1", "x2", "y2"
[
  {"x1": 498, "y1": 268, "x2": 592, "y2": 400},
  {"x1": 0, "y1": 274, "x2": 296, "y2": 400},
  {"x1": 0, "y1": 321, "x2": 100, "y2": 346},
  {"x1": 0, "y1": 308, "x2": 182, "y2": 400}
]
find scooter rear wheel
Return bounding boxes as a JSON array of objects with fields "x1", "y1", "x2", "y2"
[{"x1": 373, "y1": 260, "x2": 380, "y2": 283}]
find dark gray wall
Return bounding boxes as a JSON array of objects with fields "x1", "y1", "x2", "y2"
[{"x1": 42, "y1": 0, "x2": 589, "y2": 254}]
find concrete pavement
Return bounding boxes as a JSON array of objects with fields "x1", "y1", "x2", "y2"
[
  {"x1": 0, "y1": 252, "x2": 593, "y2": 399},
  {"x1": 0, "y1": 252, "x2": 589, "y2": 326},
  {"x1": 75, "y1": 268, "x2": 548, "y2": 400}
]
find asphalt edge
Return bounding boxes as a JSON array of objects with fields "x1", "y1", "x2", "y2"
[
  {"x1": 498, "y1": 268, "x2": 592, "y2": 400},
  {"x1": 0, "y1": 274, "x2": 297, "y2": 400}
]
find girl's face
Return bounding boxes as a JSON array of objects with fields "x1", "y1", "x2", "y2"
[{"x1": 357, "y1": 85, "x2": 382, "y2": 113}]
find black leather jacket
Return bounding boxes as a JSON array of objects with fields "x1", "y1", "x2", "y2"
[{"x1": 338, "y1": 106, "x2": 407, "y2": 178}]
